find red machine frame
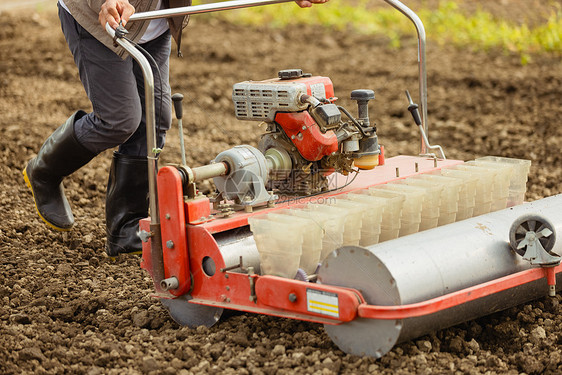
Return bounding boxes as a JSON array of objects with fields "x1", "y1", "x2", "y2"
[{"x1": 140, "y1": 156, "x2": 561, "y2": 325}]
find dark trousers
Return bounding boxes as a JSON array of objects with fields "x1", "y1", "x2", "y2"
[{"x1": 58, "y1": 4, "x2": 172, "y2": 157}]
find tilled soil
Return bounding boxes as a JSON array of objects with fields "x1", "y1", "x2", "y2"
[{"x1": 1, "y1": 3, "x2": 562, "y2": 374}]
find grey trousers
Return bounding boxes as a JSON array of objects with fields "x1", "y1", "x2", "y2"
[{"x1": 58, "y1": 4, "x2": 172, "y2": 157}]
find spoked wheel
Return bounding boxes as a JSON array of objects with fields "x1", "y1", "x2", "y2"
[
  {"x1": 161, "y1": 295, "x2": 223, "y2": 328},
  {"x1": 509, "y1": 214, "x2": 557, "y2": 257}
]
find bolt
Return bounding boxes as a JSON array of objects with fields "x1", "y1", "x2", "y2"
[
  {"x1": 165, "y1": 214, "x2": 171, "y2": 220},
  {"x1": 166, "y1": 240, "x2": 174, "y2": 249},
  {"x1": 302, "y1": 126, "x2": 307, "y2": 130},
  {"x1": 291, "y1": 135, "x2": 296, "y2": 140},
  {"x1": 289, "y1": 293, "x2": 297, "y2": 303},
  {"x1": 226, "y1": 286, "x2": 230, "y2": 291}
]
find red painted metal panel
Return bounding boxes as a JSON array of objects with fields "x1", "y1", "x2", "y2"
[
  {"x1": 140, "y1": 218, "x2": 152, "y2": 274},
  {"x1": 255, "y1": 275, "x2": 361, "y2": 322},
  {"x1": 157, "y1": 166, "x2": 191, "y2": 296},
  {"x1": 186, "y1": 198, "x2": 212, "y2": 224}
]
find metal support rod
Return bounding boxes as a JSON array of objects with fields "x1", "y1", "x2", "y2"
[
  {"x1": 382, "y1": 0, "x2": 429, "y2": 155},
  {"x1": 129, "y1": 0, "x2": 294, "y2": 21},
  {"x1": 106, "y1": 23, "x2": 164, "y2": 285},
  {"x1": 177, "y1": 117, "x2": 187, "y2": 165},
  {"x1": 106, "y1": 24, "x2": 160, "y2": 226},
  {"x1": 172, "y1": 93, "x2": 187, "y2": 166},
  {"x1": 191, "y1": 162, "x2": 229, "y2": 182}
]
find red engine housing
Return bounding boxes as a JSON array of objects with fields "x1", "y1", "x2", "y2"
[
  {"x1": 275, "y1": 111, "x2": 339, "y2": 161},
  {"x1": 274, "y1": 75, "x2": 338, "y2": 161}
]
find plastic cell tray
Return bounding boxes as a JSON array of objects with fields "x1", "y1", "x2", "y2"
[
  {"x1": 434, "y1": 168, "x2": 478, "y2": 221},
  {"x1": 450, "y1": 164, "x2": 496, "y2": 217},
  {"x1": 365, "y1": 188, "x2": 406, "y2": 242},
  {"x1": 248, "y1": 216, "x2": 304, "y2": 278},
  {"x1": 342, "y1": 193, "x2": 385, "y2": 246},
  {"x1": 289, "y1": 205, "x2": 346, "y2": 262},
  {"x1": 267, "y1": 212, "x2": 323, "y2": 274},
  {"x1": 474, "y1": 156, "x2": 531, "y2": 207},
  {"x1": 465, "y1": 160, "x2": 512, "y2": 211},
  {"x1": 371, "y1": 184, "x2": 425, "y2": 236},
  {"x1": 395, "y1": 177, "x2": 442, "y2": 231}
]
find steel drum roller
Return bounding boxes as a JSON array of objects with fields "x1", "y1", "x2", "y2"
[{"x1": 318, "y1": 194, "x2": 562, "y2": 358}]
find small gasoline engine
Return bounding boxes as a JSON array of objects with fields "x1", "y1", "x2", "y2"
[{"x1": 211, "y1": 68, "x2": 382, "y2": 208}]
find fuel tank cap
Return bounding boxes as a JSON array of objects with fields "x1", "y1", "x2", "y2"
[{"x1": 278, "y1": 69, "x2": 303, "y2": 79}]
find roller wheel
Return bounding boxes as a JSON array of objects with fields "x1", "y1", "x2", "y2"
[
  {"x1": 509, "y1": 214, "x2": 556, "y2": 257},
  {"x1": 161, "y1": 295, "x2": 223, "y2": 328}
]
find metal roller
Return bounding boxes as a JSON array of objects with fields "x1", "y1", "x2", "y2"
[{"x1": 318, "y1": 194, "x2": 562, "y2": 358}]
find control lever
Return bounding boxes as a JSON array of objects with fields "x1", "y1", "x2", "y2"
[
  {"x1": 405, "y1": 90, "x2": 446, "y2": 160},
  {"x1": 172, "y1": 93, "x2": 187, "y2": 166}
]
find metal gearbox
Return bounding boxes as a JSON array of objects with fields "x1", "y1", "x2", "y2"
[{"x1": 213, "y1": 145, "x2": 277, "y2": 207}]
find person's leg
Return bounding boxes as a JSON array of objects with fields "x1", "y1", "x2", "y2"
[
  {"x1": 59, "y1": 6, "x2": 142, "y2": 154},
  {"x1": 106, "y1": 31, "x2": 173, "y2": 256},
  {"x1": 23, "y1": 4, "x2": 144, "y2": 233},
  {"x1": 23, "y1": 110, "x2": 96, "y2": 230}
]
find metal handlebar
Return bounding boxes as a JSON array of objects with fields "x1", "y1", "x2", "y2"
[
  {"x1": 383, "y1": 0, "x2": 429, "y2": 155},
  {"x1": 129, "y1": 0, "x2": 293, "y2": 21}
]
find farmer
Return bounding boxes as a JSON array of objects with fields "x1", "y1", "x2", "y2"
[{"x1": 23, "y1": 0, "x2": 329, "y2": 257}]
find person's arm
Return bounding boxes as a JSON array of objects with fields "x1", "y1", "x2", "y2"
[
  {"x1": 98, "y1": 0, "x2": 136, "y2": 28},
  {"x1": 295, "y1": 0, "x2": 329, "y2": 8}
]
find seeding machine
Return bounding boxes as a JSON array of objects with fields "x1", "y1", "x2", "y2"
[{"x1": 106, "y1": 0, "x2": 562, "y2": 358}]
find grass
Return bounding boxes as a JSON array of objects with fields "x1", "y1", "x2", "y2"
[{"x1": 194, "y1": 0, "x2": 562, "y2": 64}]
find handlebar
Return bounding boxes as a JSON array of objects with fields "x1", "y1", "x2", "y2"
[{"x1": 129, "y1": 0, "x2": 294, "y2": 21}]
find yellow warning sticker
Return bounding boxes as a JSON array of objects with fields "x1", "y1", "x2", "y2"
[{"x1": 307, "y1": 288, "x2": 339, "y2": 318}]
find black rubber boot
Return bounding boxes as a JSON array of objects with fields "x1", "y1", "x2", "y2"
[
  {"x1": 105, "y1": 152, "x2": 149, "y2": 257},
  {"x1": 23, "y1": 110, "x2": 96, "y2": 231}
]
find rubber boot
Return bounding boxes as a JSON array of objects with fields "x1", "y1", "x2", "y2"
[
  {"x1": 23, "y1": 110, "x2": 96, "y2": 231},
  {"x1": 105, "y1": 152, "x2": 149, "y2": 257}
]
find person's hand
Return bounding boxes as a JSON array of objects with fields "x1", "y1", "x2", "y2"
[
  {"x1": 99, "y1": 0, "x2": 135, "y2": 29},
  {"x1": 295, "y1": 0, "x2": 329, "y2": 8}
]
